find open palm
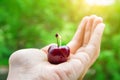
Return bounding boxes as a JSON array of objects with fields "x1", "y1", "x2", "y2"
[{"x1": 7, "y1": 15, "x2": 105, "y2": 80}]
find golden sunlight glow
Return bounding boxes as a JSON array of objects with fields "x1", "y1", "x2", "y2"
[{"x1": 85, "y1": 0, "x2": 115, "y2": 6}]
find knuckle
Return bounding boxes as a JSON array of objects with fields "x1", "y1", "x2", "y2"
[{"x1": 95, "y1": 17, "x2": 103, "y2": 23}]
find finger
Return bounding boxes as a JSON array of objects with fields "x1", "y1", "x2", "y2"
[
  {"x1": 60, "y1": 23, "x2": 104, "y2": 78},
  {"x1": 83, "y1": 15, "x2": 96, "y2": 46},
  {"x1": 91, "y1": 17, "x2": 103, "y2": 33},
  {"x1": 41, "y1": 43, "x2": 56, "y2": 54},
  {"x1": 88, "y1": 23, "x2": 105, "y2": 57},
  {"x1": 67, "y1": 16, "x2": 89, "y2": 54}
]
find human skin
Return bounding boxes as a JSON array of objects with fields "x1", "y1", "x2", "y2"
[{"x1": 7, "y1": 15, "x2": 105, "y2": 80}]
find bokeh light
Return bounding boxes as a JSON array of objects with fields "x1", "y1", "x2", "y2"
[{"x1": 85, "y1": 0, "x2": 115, "y2": 6}]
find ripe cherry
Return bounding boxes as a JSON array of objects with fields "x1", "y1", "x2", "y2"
[{"x1": 48, "y1": 33, "x2": 70, "y2": 64}]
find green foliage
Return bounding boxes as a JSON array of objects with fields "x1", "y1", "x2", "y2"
[{"x1": 0, "y1": 0, "x2": 120, "y2": 79}]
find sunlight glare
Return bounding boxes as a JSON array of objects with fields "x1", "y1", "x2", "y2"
[{"x1": 85, "y1": 0, "x2": 115, "y2": 6}]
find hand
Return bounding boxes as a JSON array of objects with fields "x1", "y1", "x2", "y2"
[{"x1": 7, "y1": 15, "x2": 105, "y2": 80}]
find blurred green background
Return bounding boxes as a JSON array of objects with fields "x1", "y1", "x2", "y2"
[{"x1": 0, "y1": 0, "x2": 120, "y2": 80}]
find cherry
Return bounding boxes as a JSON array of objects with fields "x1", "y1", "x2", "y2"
[{"x1": 48, "y1": 33, "x2": 70, "y2": 64}]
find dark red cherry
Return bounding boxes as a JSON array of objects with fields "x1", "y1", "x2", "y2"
[
  {"x1": 47, "y1": 33, "x2": 70, "y2": 64},
  {"x1": 48, "y1": 45, "x2": 70, "y2": 64}
]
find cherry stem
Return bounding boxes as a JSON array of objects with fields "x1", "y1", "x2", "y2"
[{"x1": 55, "y1": 33, "x2": 61, "y2": 47}]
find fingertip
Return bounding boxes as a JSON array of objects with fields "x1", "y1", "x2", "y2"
[
  {"x1": 83, "y1": 16, "x2": 89, "y2": 19},
  {"x1": 98, "y1": 17, "x2": 103, "y2": 22},
  {"x1": 90, "y1": 15, "x2": 97, "y2": 19},
  {"x1": 81, "y1": 16, "x2": 89, "y2": 22},
  {"x1": 94, "y1": 17, "x2": 103, "y2": 23},
  {"x1": 93, "y1": 23, "x2": 105, "y2": 37},
  {"x1": 97, "y1": 23, "x2": 105, "y2": 31}
]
